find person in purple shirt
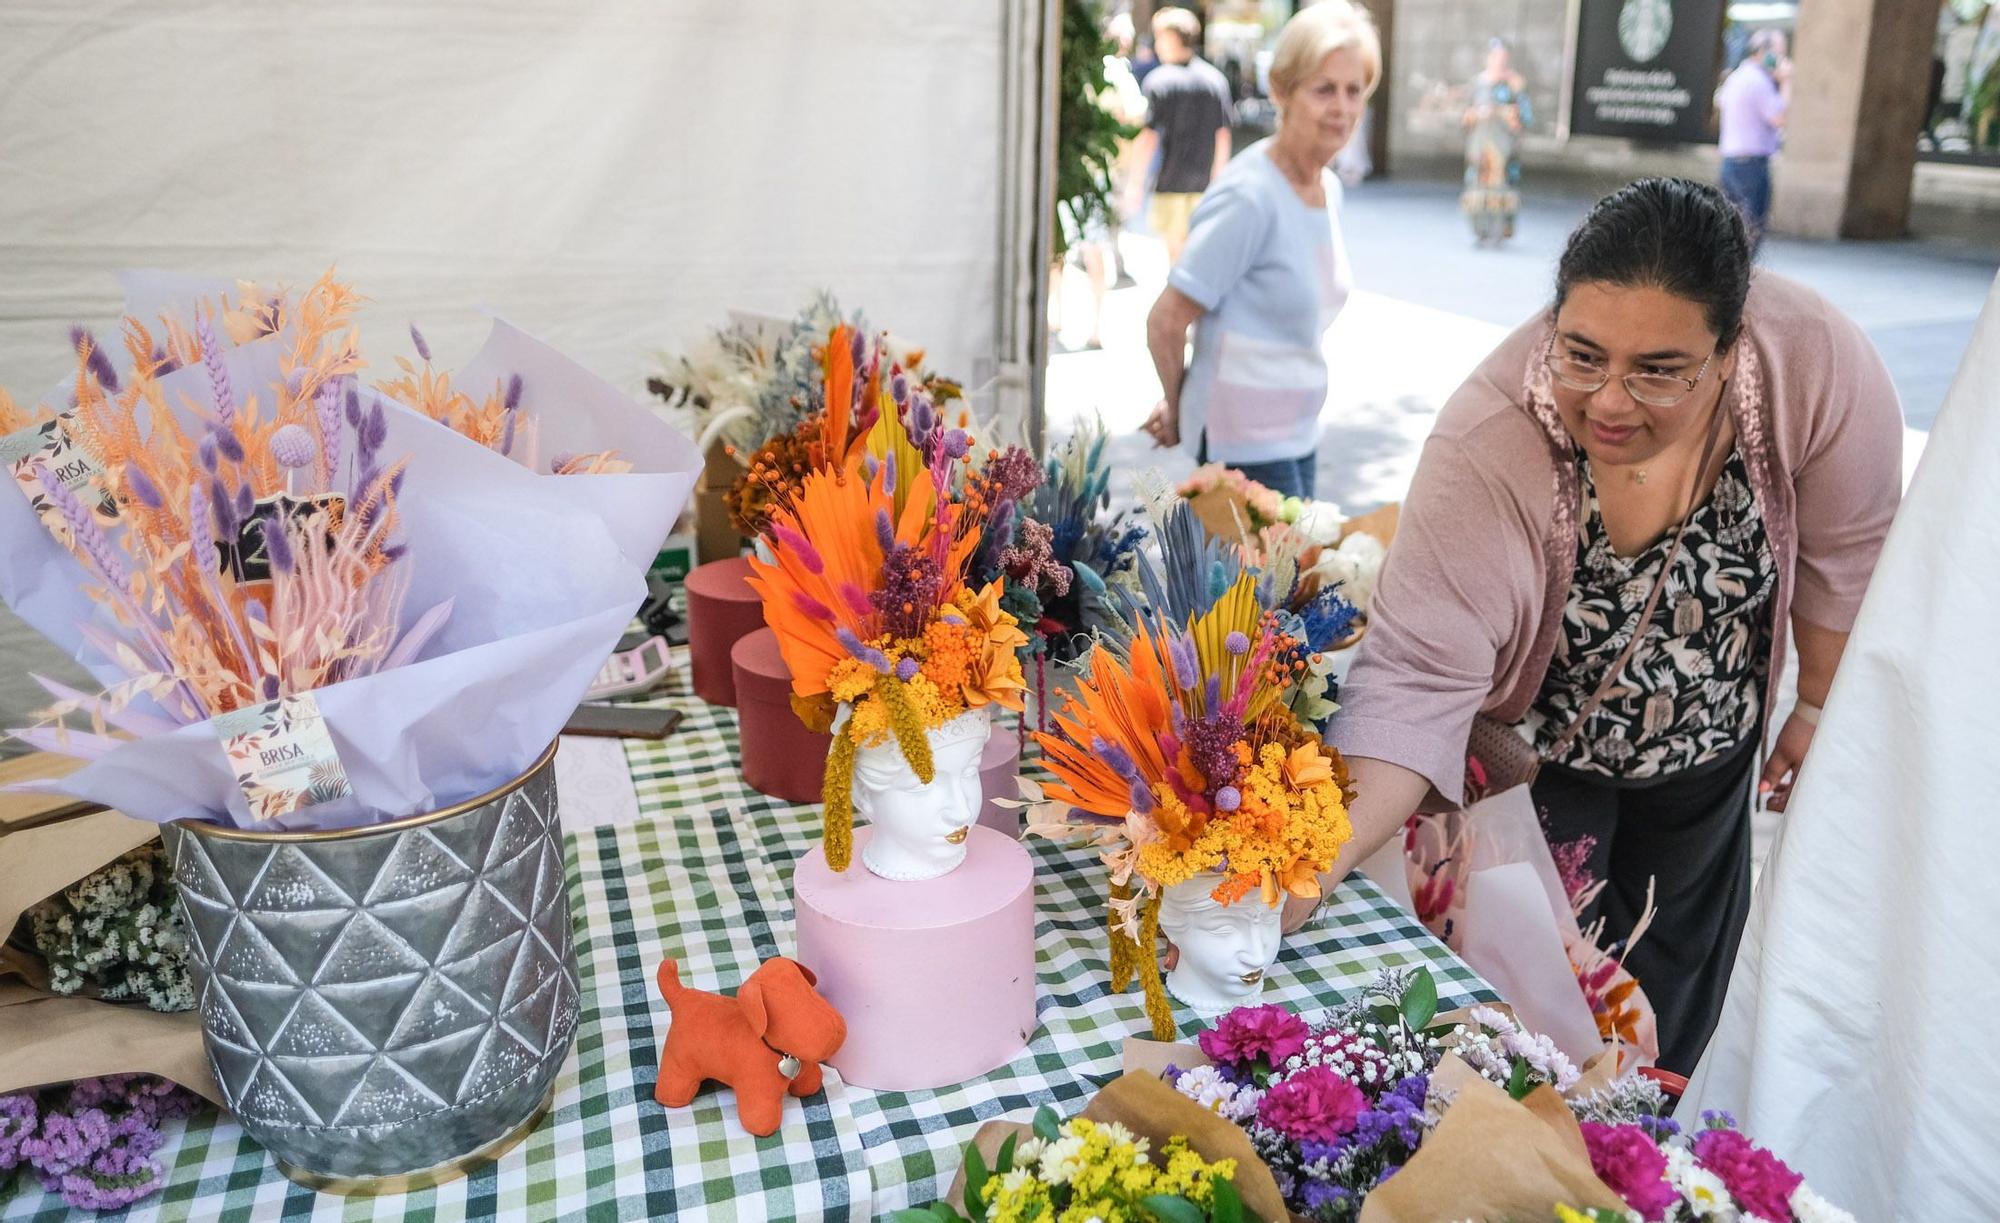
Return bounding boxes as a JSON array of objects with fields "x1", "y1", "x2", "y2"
[{"x1": 1715, "y1": 29, "x2": 1791, "y2": 249}]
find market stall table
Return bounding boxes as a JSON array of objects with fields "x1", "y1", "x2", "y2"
[{"x1": 0, "y1": 652, "x2": 1495, "y2": 1221}]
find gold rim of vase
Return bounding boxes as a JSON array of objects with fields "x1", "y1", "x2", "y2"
[
  {"x1": 270, "y1": 1086, "x2": 555, "y2": 1196},
  {"x1": 171, "y1": 739, "x2": 560, "y2": 843}
]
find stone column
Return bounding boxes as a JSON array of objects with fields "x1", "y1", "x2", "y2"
[{"x1": 1774, "y1": 0, "x2": 1937, "y2": 239}]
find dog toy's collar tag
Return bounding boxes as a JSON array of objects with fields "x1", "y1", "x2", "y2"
[{"x1": 776, "y1": 1054, "x2": 803, "y2": 1079}]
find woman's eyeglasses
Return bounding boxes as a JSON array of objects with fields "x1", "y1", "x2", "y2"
[{"x1": 1545, "y1": 342, "x2": 1717, "y2": 407}]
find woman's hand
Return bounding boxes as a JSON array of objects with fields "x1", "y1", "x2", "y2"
[
  {"x1": 1281, "y1": 885, "x2": 1324, "y2": 934},
  {"x1": 1142, "y1": 398, "x2": 1181, "y2": 448},
  {"x1": 1758, "y1": 708, "x2": 1817, "y2": 811}
]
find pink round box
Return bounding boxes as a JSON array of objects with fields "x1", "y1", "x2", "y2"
[
  {"x1": 686, "y1": 555, "x2": 765, "y2": 707},
  {"x1": 793, "y1": 825, "x2": 1037, "y2": 1091},
  {"x1": 977, "y1": 721, "x2": 1024, "y2": 837}
]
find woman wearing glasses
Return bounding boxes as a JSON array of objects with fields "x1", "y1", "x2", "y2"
[{"x1": 1289, "y1": 178, "x2": 1902, "y2": 1073}]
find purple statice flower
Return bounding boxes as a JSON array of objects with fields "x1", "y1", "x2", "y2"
[
  {"x1": 408, "y1": 323, "x2": 433, "y2": 362},
  {"x1": 1181, "y1": 713, "x2": 1243, "y2": 795},
  {"x1": 0, "y1": 1091, "x2": 36, "y2": 1170},
  {"x1": 194, "y1": 313, "x2": 233, "y2": 424},
  {"x1": 1200, "y1": 1004, "x2": 1311, "y2": 1073},
  {"x1": 871, "y1": 542, "x2": 944, "y2": 640},
  {"x1": 123, "y1": 466, "x2": 162, "y2": 510},
  {"x1": 1298, "y1": 1181, "x2": 1356, "y2": 1216},
  {"x1": 21, "y1": 1105, "x2": 110, "y2": 1176},
  {"x1": 68, "y1": 326, "x2": 121, "y2": 393},
  {"x1": 32, "y1": 464, "x2": 128, "y2": 589},
  {"x1": 269, "y1": 424, "x2": 317, "y2": 471}
]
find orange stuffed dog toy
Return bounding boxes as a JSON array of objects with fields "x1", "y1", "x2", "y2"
[{"x1": 653, "y1": 957, "x2": 847, "y2": 1137}]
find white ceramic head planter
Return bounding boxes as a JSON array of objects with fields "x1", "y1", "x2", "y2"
[
  {"x1": 1156, "y1": 875, "x2": 1284, "y2": 1014},
  {"x1": 853, "y1": 706, "x2": 991, "y2": 881}
]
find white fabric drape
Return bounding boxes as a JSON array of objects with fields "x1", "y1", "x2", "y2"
[
  {"x1": 0, "y1": 0, "x2": 1010, "y2": 404},
  {"x1": 1682, "y1": 271, "x2": 2000, "y2": 1218}
]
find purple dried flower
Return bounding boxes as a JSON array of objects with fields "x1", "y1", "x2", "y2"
[
  {"x1": 835, "y1": 627, "x2": 892, "y2": 673},
  {"x1": 269, "y1": 424, "x2": 316, "y2": 470},
  {"x1": 362, "y1": 403, "x2": 387, "y2": 453},
  {"x1": 862, "y1": 454, "x2": 879, "y2": 481},
  {"x1": 261, "y1": 675, "x2": 279, "y2": 700},
  {"x1": 790, "y1": 591, "x2": 836, "y2": 623},
  {"x1": 773, "y1": 523, "x2": 823, "y2": 574},
  {"x1": 501, "y1": 408, "x2": 519, "y2": 457},
  {"x1": 873, "y1": 509, "x2": 896, "y2": 553},
  {"x1": 211, "y1": 426, "x2": 245, "y2": 465},
  {"x1": 123, "y1": 467, "x2": 162, "y2": 510},
  {"x1": 911, "y1": 398, "x2": 936, "y2": 443},
  {"x1": 943, "y1": 429, "x2": 970, "y2": 460},
  {"x1": 68, "y1": 326, "x2": 121, "y2": 393},
  {"x1": 504, "y1": 373, "x2": 524, "y2": 411},
  {"x1": 849, "y1": 330, "x2": 866, "y2": 368},
  {"x1": 197, "y1": 434, "x2": 219, "y2": 474},
  {"x1": 890, "y1": 371, "x2": 910, "y2": 406},
  {"x1": 1182, "y1": 713, "x2": 1243, "y2": 794},
  {"x1": 188, "y1": 484, "x2": 215, "y2": 572},
  {"x1": 315, "y1": 380, "x2": 344, "y2": 485},
  {"x1": 1091, "y1": 736, "x2": 1141, "y2": 783},
  {"x1": 408, "y1": 323, "x2": 432, "y2": 362},
  {"x1": 232, "y1": 482, "x2": 253, "y2": 524},
  {"x1": 1225, "y1": 631, "x2": 1250, "y2": 656},
  {"x1": 0, "y1": 1092, "x2": 36, "y2": 1171},
  {"x1": 195, "y1": 313, "x2": 233, "y2": 424},
  {"x1": 836, "y1": 581, "x2": 873, "y2": 619},
  {"x1": 261, "y1": 516, "x2": 294, "y2": 575},
  {"x1": 1128, "y1": 778, "x2": 1156, "y2": 814},
  {"x1": 1169, "y1": 634, "x2": 1199, "y2": 688},
  {"x1": 882, "y1": 452, "x2": 897, "y2": 495},
  {"x1": 1215, "y1": 786, "x2": 1241, "y2": 811},
  {"x1": 895, "y1": 657, "x2": 919, "y2": 681},
  {"x1": 871, "y1": 542, "x2": 945, "y2": 640},
  {"x1": 33, "y1": 464, "x2": 128, "y2": 588},
  {"x1": 21, "y1": 1106, "x2": 108, "y2": 1176},
  {"x1": 344, "y1": 383, "x2": 362, "y2": 428}
]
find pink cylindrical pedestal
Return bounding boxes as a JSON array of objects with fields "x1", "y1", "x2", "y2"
[
  {"x1": 687, "y1": 556, "x2": 765, "y2": 707},
  {"x1": 977, "y1": 723, "x2": 1023, "y2": 837},
  {"x1": 794, "y1": 826, "x2": 1037, "y2": 1091},
  {"x1": 733, "y1": 627, "x2": 832, "y2": 803}
]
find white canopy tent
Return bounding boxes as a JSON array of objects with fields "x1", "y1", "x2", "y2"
[
  {"x1": 1683, "y1": 271, "x2": 2000, "y2": 1217},
  {"x1": 0, "y1": 0, "x2": 1061, "y2": 731}
]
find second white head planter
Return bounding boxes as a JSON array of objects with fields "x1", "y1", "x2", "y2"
[
  {"x1": 852, "y1": 705, "x2": 992, "y2": 882},
  {"x1": 1156, "y1": 874, "x2": 1284, "y2": 1015}
]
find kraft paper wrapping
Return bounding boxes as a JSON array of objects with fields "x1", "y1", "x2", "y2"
[
  {"x1": 0, "y1": 797, "x2": 220, "y2": 1102},
  {"x1": 943, "y1": 1073, "x2": 1287, "y2": 1223},
  {"x1": 1358, "y1": 1056, "x2": 1623, "y2": 1222}
]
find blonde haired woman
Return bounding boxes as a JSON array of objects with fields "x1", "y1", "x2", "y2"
[{"x1": 1142, "y1": 1, "x2": 1381, "y2": 499}]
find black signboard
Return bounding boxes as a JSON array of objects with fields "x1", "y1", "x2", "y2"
[{"x1": 1568, "y1": 0, "x2": 1726, "y2": 143}]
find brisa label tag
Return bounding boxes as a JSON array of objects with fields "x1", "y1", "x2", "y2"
[
  {"x1": 213, "y1": 693, "x2": 355, "y2": 822},
  {"x1": 0, "y1": 414, "x2": 119, "y2": 524}
]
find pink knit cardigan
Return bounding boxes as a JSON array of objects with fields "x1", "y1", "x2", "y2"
[{"x1": 1330, "y1": 272, "x2": 1904, "y2": 805}]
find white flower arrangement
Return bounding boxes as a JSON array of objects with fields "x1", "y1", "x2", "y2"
[{"x1": 26, "y1": 843, "x2": 192, "y2": 1013}]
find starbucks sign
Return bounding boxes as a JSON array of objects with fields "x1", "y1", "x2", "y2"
[{"x1": 1569, "y1": 0, "x2": 1724, "y2": 143}]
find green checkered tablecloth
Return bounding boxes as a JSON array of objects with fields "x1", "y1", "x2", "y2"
[{"x1": 1, "y1": 652, "x2": 1494, "y2": 1222}]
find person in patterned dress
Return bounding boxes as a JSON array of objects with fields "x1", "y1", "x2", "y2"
[{"x1": 1291, "y1": 179, "x2": 1904, "y2": 1073}]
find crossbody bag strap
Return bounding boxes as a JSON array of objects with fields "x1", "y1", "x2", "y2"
[{"x1": 1543, "y1": 393, "x2": 1730, "y2": 764}]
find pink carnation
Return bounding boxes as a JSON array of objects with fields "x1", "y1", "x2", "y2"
[
  {"x1": 1198, "y1": 1004, "x2": 1310, "y2": 1070},
  {"x1": 1692, "y1": 1127, "x2": 1803, "y2": 1222},
  {"x1": 1579, "y1": 1122, "x2": 1679, "y2": 1221},
  {"x1": 1255, "y1": 1066, "x2": 1365, "y2": 1144}
]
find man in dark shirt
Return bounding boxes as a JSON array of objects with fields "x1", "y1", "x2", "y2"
[{"x1": 1128, "y1": 7, "x2": 1233, "y2": 263}]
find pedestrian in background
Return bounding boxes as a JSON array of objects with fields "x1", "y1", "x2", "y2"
[
  {"x1": 1716, "y1": 29, "x2": 1791, "y2": 249},
  {"x1": 1461, "y1": 38, "x2": 1531, "y2": 246},
  {"x1": 1140, "y1": 1, "x2": 1379, "y2": 500},
  {"x1": 1126, "y1": 7, "x2": 1233, "y2": 265}
]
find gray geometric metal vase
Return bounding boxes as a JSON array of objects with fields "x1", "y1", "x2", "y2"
[{"x1": 161, "y1": 742, "x2": 578, "y2": 1191}]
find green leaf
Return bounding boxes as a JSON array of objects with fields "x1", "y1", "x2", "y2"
[
  {"x1": 889, "y1": 1211, "x2": 948, "y2": 1223},
  {"x1": 1507, "y1": 1055, "x2": 1532, "y2": 1101},
  {"x1": 931, "y1": 1204, "x2": 961, "y2": 1223},
  {"x1": 995, "y1": 1132, "x2": 1018, "y2": 1176},
  {"x1": 1400, "y1": 968, "x2": 1438, "y2": 1032},
  {"x1": 1211, "y1": 1177, "x2": 1245, "y2": 1223},
  {"x1": 963, "y1": 1142, "x2": 990, "y2": 1223},
  {"x1": 1139, "y1": 1195, "x2": 1208, "y2": 1223},
  {"x1": 1032, "y1": 1105, "x2": 1062, "y2": 1143}
]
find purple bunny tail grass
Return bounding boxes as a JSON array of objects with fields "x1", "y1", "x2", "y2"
[
  {"x1": 772, "y1": 523, "x2": 824, "y2": 574},
  {"x1": 849, "y1": 329, "x2": 866, "y2": 369},
  {"x1": 261, "y1": 516, "x2": 294, "y2": 575},
  {"x1": 862, "y1": 453, "x2": 880, "y2": 482},
  {"x1": 232, "y1": 482, "x2": 253, "y2": 525},
  {"x1": 881, "y1": 452, "x2": 897, "y2": 495},
  {"x1": 1204, "y1": 673, "x2": 1222, "y2": 712},
  {"x1": 890, "y1": 370, "x2": 910, "y2": 407},
  {"x1": 1129, "y1": 778, "x2": 1156, "y2": 814},
  {"x1": 261, "y1": 675, "x2": 280, "y2": 700},
  {"x1": 835, "y1": 627, "x2": 892, "y2": 673},
  {"x1": 1090, "y1": 736, "x2": 1141, "y2": 784},
  {"x1": 69, "y1": 326, "x2": 121, "y2": 393},
  {"x1": 123, "y1": 466, "x2": 162, "y2": 510},
  {"x1": 188, "y1": 483, "x2": 215, "y2": 571},
  {"x1": 873, "y1": 509, "x2": 895, "y2": 553},
  {"x1": 33, "y1": 464, "x2": 128, "y2": 587},
  {"x1": 1169, "y1": 633, "x2": 1199, "y2": 689},
  {"x1": 503, "y1": 373, "x2": 524, "y2": 412},
  {"x1": 150, "y1": 344, "x2": 180, "y2": 377},
  {"x1": 211, "y1": 425, "x2": 245, "y2": 465},
  {"x1": 500, "y1": 407, "x2": 519, "y2": 457},
  {"x1": 408, "y1": 323, "x2": 432, "y2": 363},
  {"x1": 194, "y1": 313, "x2": 234, "y2": 425},
  {"x1": 343, "y1": 383, "x2": 362, "y2": 428},
  {"x1": 838, "y1": 581, "x2": 873, "y2": 619}
]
